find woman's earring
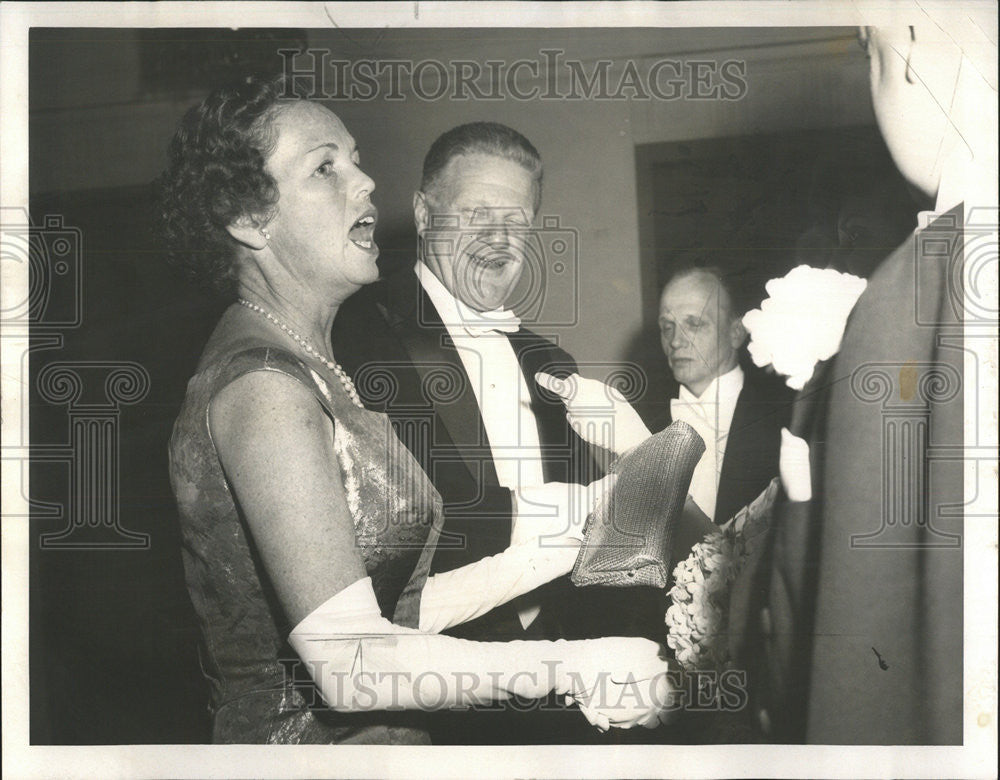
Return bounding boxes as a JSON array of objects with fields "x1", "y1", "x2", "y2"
[{"x1": 260, "y1": 228, "x2": 270, "y2": 241}]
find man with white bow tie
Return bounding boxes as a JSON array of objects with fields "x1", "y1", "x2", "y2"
[
  {"x1": 333, "y1": 123, "x2": 605, "y2": 743},
  {"x1": 658, "y1": 266, "x2": 792, "y2": 525}
]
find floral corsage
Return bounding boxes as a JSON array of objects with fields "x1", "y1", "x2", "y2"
[
  {"x1": 742, "y1": 265, "x2": 867, "y2": 390},
  {"x1": 665, "y1": 479, "x2": 780, "y2": 672}
]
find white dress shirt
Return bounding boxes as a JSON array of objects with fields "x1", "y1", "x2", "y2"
[
  {"x1": 415, "y1": 262, "x2": 545, "y2": 628},
  {"x1": 670, "y1": 365, "x2": 744, "y2": 521}
]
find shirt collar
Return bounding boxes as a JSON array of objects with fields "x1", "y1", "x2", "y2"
[
  {"x1": 678, "y1": 364, "x2": 744, "y2": 404},
  {"x1": 414, "y1": 261, "x2": 519, "y2": 333}
]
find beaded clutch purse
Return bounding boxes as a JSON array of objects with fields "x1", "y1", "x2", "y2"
[{"x1": 571, "y1": 421, "x2": 706, "y2": 589}]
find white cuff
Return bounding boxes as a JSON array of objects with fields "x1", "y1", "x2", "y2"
[{"x1": 289, "y1": 576, "x2": 397, "y2": 638}]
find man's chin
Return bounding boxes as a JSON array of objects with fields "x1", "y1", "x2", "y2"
[
  {"x1": 464, "y1": 293, "x2": 511, "y2": 312},
  {"x1": 670, "y1": 366, "x2": 703, "y2": 388},
  {"x1": 457, "y1": 280, "x2": 520, "y2": 312}
]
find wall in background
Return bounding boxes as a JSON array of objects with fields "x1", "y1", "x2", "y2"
[
  {"x1": 31, "y1": 27, "x2": 875, "y2": 369},
  {"x1": 27, "y1": 26, "x2": 879, "y2": 744}
]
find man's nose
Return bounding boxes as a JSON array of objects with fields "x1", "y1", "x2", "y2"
[
  {"x1": 670, "y1": 327, "x2": 688, "y2": 350},
  {"x1": 480, "y1": 224, "x2": 513, "y2": 246}
]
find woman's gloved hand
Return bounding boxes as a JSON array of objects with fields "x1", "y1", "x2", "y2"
[
  {"x1": 510, "y1": 474, "x2": 615, "y2": 547},
  {"x1": 536, "y1": 372, "x2": 652, "y2": 457},
  {"x1": 555, "y1": 637, "x2": 676, "y2": 731}
]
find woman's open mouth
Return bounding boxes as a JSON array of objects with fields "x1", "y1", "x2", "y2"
[{"x1": 348, "y1": 210, "x2": 378, "y2": 251}]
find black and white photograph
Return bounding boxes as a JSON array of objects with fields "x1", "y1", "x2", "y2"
[{"x1": 2, "y1": 2, "x2": 997, "y2": 777}]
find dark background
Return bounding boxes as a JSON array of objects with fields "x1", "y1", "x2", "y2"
[
  {"x1": 27, "y1": 27, "x2": 918, "y2": 744},
  {"x1": 28, "y1": 186, "x2": 219, "y2": 743},
  {"x1": 628, "y1": 125, "x2": 920, "y2": 422}
]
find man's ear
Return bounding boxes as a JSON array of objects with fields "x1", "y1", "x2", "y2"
[
  {"x1": 729, "y1": 316, "x2": 748, "y2": 349},
  {"x1": 413, "y1": 191, "x2": 429, "y2": 234},
  {"x1": 226, "y1": 215, "x2": 269, "y2": 251}
]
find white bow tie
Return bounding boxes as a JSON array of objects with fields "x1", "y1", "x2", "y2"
[
  {"x1": 671, "y1": 397, "x2": 719, "y2": 435},
  {"x1": 459, "y1": 310, "x2": 521, "y2": 337}
]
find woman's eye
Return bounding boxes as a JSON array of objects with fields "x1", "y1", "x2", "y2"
[{"x1": 314, "y1": 161, "x2": 335, "y2": 177}]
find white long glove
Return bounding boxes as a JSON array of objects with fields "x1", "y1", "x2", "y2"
[
  {"x1": 289, "y1": 577, "x2": 676, "y2": 729},
  {"x1": 536, "y1": 372, "x2": 652, "y2": 457},
  {"x1": 419, "y1": 541, "x2": 579, "y2": 633},
  {"x1": 779, "y1": 427, "x2": 812, "y2": 501},
  {"x1": 419, "y1": 476, "x2": 613, "y2": 633},
  {"x1": 509, "y1": 475, "x2": 614, "y2": 546}
]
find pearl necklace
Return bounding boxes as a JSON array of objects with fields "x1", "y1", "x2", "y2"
[{"x1": 237, "y1": 298, "x2": 364, "y2": 408}]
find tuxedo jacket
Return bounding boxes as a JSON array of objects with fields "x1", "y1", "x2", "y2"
[
  {"x1": 730, "y1": 206, "x2": 965, "y2": 744},
  {"x1": 333, "y1": 265, "x2": 599, "y2": 641},
  {"x1": 649, "y1": 365, "x2": 793, "y2": 525}
]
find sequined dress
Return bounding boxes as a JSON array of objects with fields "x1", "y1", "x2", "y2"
[{"x1": 169, "y1": 318, "x2": 443, "y2": 744}]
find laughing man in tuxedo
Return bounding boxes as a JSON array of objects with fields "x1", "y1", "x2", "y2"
[{"x1": 333, "y1": 122, "x2": 604, "y2": 742}]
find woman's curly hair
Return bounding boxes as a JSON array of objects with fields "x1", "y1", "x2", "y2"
[{"x1": 156, "y1": 73, "x2": 297, "y2": 296}]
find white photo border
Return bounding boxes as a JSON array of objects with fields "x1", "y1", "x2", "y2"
[{"x1": 2, "y1": 2, "x2": 996, "y2": 778}]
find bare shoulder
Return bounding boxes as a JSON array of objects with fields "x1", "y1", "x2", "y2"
[
  {"x1": 207, "y1": 367, "x2": 365, "y2": 622},
  {"x1": 209, "y1": 367, "x2": 333, "y2": 455}
]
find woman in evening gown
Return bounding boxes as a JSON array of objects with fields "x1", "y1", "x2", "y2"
[{"x1": 162, "y1": 74, "x2": 671, "y2": 744}]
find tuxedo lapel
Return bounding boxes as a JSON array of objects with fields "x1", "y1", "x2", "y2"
[
  {"x1": 384, "y1": 268, "x2": 500, "y2": 489},
  {"x1": 379, "y1": 267, "x2": 596, "y2": 491},
  {"x1": 508, "y1": 331, "x2": 595, "y2": 484},
  {"x1": 715, "y1": 385, "x2": 757, "y2": 524},
  {"x1": 718, "y1": 374, "x2": 790, "y2": 522}
]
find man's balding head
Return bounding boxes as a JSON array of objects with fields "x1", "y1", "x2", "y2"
[{"x1": 658, "y1": 267, "x2": 747, "y2": 396}]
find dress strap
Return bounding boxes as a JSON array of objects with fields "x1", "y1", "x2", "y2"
[{"x1": 212, "y1": 344, "x2": 343, "y2": 422}]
